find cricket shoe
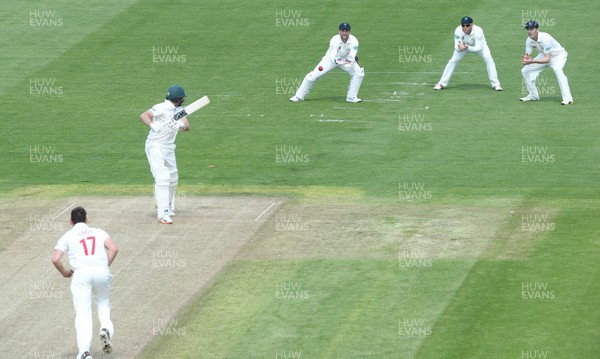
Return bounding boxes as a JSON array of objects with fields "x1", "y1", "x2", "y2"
[
  {"x1": 519, "y1": 95, "x2": 539, "y2": 102},
  {"x1": 433, "y1": 83, "x2": 444, "y2": 90},
  {"x1": 560, "y1": 100, "x2": 573, "y2": 106},
  {"x1": 289, "y1": 96, "x2": 303, "y2": 102},
  {"x1": 493, "y1": 85, "x2": 503, "y2": 91},
  {"x1": 158, "y1": 214, "x2": 173, "y2": 224},
  {"x1": 100, "y1": 328, "x2": 113, "y2": 354},
  {"x1": 346, "y1": 97, "x2": 362, "y2": 103},
  {"x1": 80, "y1": 352, "x2": 92, "y2": 359}
]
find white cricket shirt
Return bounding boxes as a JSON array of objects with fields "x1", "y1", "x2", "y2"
[
  {"x1": 146, "y1": 100, "x2": 184, "y2": 147},
  {"x1": 326, "y1": 34, "x2": 359, "y2": 64},
  {"x1": 526, "y1": 32, "x2": 566, "y2": 57},
  {"x1": 55, "y1": 223, "x2": 110, "y2": 269},
  {"x1": 454, "y1": 25, "x2": 487, "y2": 52}
]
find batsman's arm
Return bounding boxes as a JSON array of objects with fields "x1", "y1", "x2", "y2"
[
  {"x1": 140, "y1": 110, "x2": 154, "y2": 126},
  {"x1": 140, "y1": 110, "x2": 163, "y2": 132}
]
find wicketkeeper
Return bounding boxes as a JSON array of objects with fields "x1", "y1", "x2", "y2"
[{"x1": 290, "y1": 22, "x2": 364, "y2": 103}]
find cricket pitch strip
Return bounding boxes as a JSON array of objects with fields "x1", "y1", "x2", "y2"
[{"x1": 0, "y1": 195, "x2": 284, "y2": 359}]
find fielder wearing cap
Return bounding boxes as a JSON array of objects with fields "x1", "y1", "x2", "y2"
[
  {"x1": 434, "y1": 16, "x2": 502, "y2": 91},
  {"x1": 520, "y1": 20, "x2": 573, "y2": 105},
  {"x1": 290, "y1": 22, "x2": 364, "y2": 103}
]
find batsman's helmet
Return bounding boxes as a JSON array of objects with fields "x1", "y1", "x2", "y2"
[
  {"x1": 166, "y1": 85, "x2": 187, "y2": 101},
  {"x1": 524, "y1": 20, "x2": 539, "y2": 29}
]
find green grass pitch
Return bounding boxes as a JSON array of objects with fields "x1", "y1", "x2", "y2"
[{"x1": 2, "y1": 0, "x2": 599, "y2": 358}]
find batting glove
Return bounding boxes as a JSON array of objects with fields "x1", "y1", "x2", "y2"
[{"x1": 171, "y1": 120, "x2": 185, "y2": 130}]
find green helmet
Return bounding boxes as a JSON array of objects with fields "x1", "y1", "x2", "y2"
[{"x1": 165, "y1": 85, "x2": 187, "y2": 101}]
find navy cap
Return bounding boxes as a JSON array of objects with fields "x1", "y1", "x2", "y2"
[
  {"x1": 461, "y1": 16, "x2": 473, "y2": 25},
  {"x1": 339, "y1": 22, "x2": 351, "y2": 30},
  {"x1": 524, "y1": 20, "x2": 539, "y2": 29}
]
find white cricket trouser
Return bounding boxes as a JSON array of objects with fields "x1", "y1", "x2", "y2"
[
  {"x1": 71, "y1": 266, "x2": 113, "y2": 359},
  {"x1": 145, "y1": 140, "x2": 178, "y2": 217},
  {"x1": 521, "y1": 52, "x2": 572, "y2": 102},
  {"x1": 294, "y1": 57, "x2": 365, "y2": 100},
  {"x1": 438, "y1": 45, "x2": 500, "y2": 88}
]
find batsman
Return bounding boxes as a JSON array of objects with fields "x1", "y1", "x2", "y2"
[{"x1": 139, "y1": 85, "x2": 190, "y2": 224}]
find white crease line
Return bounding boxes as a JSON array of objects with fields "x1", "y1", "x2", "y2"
[
  {"x1": 318, "y1": 119, "x2": 369, "y2": 123},
  {"x1": 54, "y1": 202, "x2": 77, "y2": 220},
  {"x1": 255, "y1": 202, "x2": 278, "y2": 222}
]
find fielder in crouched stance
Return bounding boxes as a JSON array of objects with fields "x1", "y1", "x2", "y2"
[
  {"x1": 520, "y1": 20, "x2": 573, "y2": 105},
  {"x1": 53, "y1": 207, "x2": 118, "y2": 359},
  {"x1": 140, "y1": 85, "x2": 191, "y2": 224},
  {"x1": 434, "y1": 16, "x2": 502, "y2": 91},
  {"x1": 290, "y1": 22, "x2": 364, "y2": 103}
]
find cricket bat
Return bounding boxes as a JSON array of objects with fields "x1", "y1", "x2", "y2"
[{"x1": 173, "y1": 96, "x2": 210, "y2": 120}]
